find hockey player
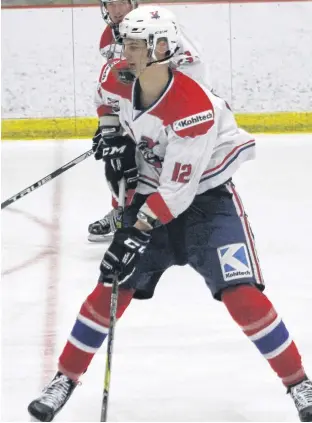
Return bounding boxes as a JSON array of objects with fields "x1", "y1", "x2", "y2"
[
  {"x1": 89, "y1": 0, "x2": 212, "y2": 242},
  {"x1": 28, "y1": 6, "x2": 312, "y2": 422},
  {"x1": 88, "y1": 0, "x2": 138, "y2": 242}
]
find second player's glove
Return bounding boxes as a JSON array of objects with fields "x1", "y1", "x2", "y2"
[
  {"x1": 92, "y1": 124, "x2": 121, "y2": 161},
  {"x1": 103, "y1": 135, "x2": 139, "y2": 197},
  {"x1": 99, "y1": 227, "x2": 151, "y2": 285}
]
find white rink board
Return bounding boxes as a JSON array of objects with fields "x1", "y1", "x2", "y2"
[{"x1": 2, "y1": 2, "x2": 312, "y2": 119}]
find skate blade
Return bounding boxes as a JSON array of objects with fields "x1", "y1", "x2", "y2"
[
  {"x1": 88, "y1": 233, "x2": 113, "y2": 243},
  {"x1": 29, "y1": 416, "x2": 41, "y2": 422}
]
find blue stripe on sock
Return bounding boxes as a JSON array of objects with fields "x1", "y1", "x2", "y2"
[
  {"x1": 253, "y1": 320, "x2": 289, "y2": 355},
  {"x1": 71, "y1": 319, "x2": 107, "y2": 349}
]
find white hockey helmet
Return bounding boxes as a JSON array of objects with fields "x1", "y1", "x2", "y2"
[
  {"x1": 119, "y1": 5, "x2": 180, "y2": 63},
  {"x1": 100, "y1": 0, "x2": 138, "y2": 27}
]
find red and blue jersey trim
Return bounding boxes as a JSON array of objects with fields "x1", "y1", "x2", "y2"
[{"x1": 200, "y1": 139, "x2": 255, "y2": 183}]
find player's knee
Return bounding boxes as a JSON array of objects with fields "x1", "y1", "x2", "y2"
[
  {"x1": 116, "y1": 287, "x2": 135, "y2": 318},
  {"x1": 83, "y1": 283, "x2": 134, "y2": 324},
  {"x1": 221, "y1": 284, "x2": 273, "y2": 326}
]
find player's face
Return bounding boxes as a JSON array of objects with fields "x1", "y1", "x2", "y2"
[
  {"x1": 106, "y1": 0, "x2": 132, "y2": 24},
  {"x1": 123, "y1": 39, "x2": 149, "y2": 76}
]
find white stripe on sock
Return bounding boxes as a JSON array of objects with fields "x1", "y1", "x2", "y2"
[
  {"x1": 77, "y1": 313, "x2": 109, "y2": 335},
  {"x1": 283, "y1": 368, "x2": 306, "y2": 385},
  {"x1": 249, "y1": 316, "x2": 281, "y2": 341},
  {"x1": 68, "y1": 334, "x2": 98, "y2": 354}
]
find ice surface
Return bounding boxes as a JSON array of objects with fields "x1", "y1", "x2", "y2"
[{"x1": 1, "y1": 135, "x2": 312, "y2": 422}]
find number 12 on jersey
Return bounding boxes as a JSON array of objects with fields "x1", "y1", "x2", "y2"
[{"x1": 171, "y1": 162, "x2": 192, "y2": 183}]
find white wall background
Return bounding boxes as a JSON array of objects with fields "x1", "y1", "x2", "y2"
[{"x1": 2, "y1": 2, "x2": 312, "y2": 119}]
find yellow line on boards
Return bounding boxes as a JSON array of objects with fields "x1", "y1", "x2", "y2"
[{"x1": 1, "y1": 112, "x2": 312, "y2": 140}]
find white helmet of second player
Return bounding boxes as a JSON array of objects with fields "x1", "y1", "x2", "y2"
[{"x1": 119, "y1": 6, "x2": 181, "y2": 63}]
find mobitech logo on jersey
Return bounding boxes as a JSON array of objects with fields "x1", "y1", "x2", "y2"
[
  {"x1": 217, "y1": 243, "x2": 253, "y2": 281},
  {"x1": 173, "y1": 110, "x2": 213, "y2": 132}
]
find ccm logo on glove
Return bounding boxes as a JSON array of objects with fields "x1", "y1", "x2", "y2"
[
  {"x1": 124, "y1": 237, "x2": 147, "y2": 254},
  {"x1": 99, "y1": 227, "x2": 151, "y2": 286},
  {"x1": 103, "y1": 145, "x2": 126, "y2": 156}
]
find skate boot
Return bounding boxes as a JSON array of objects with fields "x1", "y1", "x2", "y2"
[
  {"x1": 289, "y1": 378, "x2": 312, "y2": 422},
  {"x1": 88, "y1": 208, "x2": 118, "y2": 242},
  {"x1": 28, "y1": 372, "x2": 77, "y2": 422}
]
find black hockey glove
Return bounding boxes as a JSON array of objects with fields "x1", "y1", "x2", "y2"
[
  {"x1": 92, "y1": 119, "x2": 121, "y2": 160},
  {"x1": 104, "y1": 135, "x2": 138, "y2": 197},
  {"x1": 99, "y1": 227, "x2": 151, "y2": 286}
]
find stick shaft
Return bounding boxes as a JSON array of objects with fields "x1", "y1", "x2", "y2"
[
  {"x1": 100, "y1": 178, "x2": 126, "y2": 422},
  {"x1": 1, "y1": 149, "x2": 93, "y2": 209}
]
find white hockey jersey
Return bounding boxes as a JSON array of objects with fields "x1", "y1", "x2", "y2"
[
  {"x1": 99, "y1": 24, "x2": 212, "y2": 89},
  {"x1": 95, "y1": 61, "x2": 255, "y2": 225}
]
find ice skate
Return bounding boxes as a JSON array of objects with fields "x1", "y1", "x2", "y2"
[
  {"x1": 28, "y1": 372, "x2": 77, "y2": 422},
  {"x1": 88, "y1": 208, "x2": 117, "y2": 242},
  {"x1": 289, "y1": 378, "x2": 312, "y2": 422}
]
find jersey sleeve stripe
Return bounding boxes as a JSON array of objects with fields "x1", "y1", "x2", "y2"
[
  {"x1": 200, "y1": 139, "x2": 255, "y2": 183},
  {"x1": 139, "y1": 174, "x2": 160, "y2": 186},
  {"x1": 145, "y1": 192, "x2": 174, "y2": 224}
]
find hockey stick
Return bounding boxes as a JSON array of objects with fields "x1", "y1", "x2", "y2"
[
  {"x1": 1, "y1": 149, "x2": 94, "y2": 210},
  {"x1": 101, "y1": 178, "x2": 126, "y2": 422}
]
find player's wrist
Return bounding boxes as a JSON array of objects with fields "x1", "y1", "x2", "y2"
[{"x1": 136, "y1": 210, "x2": 156, "y2": 231}]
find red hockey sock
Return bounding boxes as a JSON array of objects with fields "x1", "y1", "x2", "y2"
[
  {"x1": 58, "y1": 283, "x2": 133, "y2": 381},
  {"x1": 222, "y1": 285, "x2": 305, "y2": 387}
]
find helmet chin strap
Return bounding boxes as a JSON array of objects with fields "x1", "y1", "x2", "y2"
[
  {"x1": 115, "y1": 42, "x2": 179, "y2": 84},
  {"x1": 146, "y1": 46, "x2": 179, "y2": 67},
  {"x1": 135, "y1": 48, "x2": 177, "y2": 80},
  {"x1": 116, "y1": 52, "x2": 173, "y2": 84}
]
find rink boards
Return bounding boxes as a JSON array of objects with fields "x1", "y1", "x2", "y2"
[{"x1": 2, "y1": 1, "x2": 312, "y2": 139}]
